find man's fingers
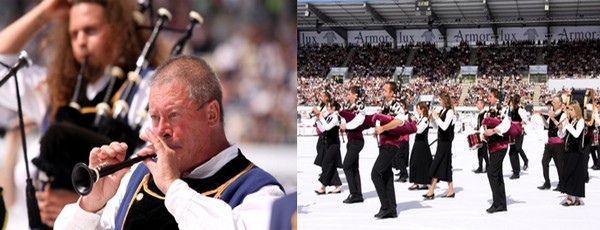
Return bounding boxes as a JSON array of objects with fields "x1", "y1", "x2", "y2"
[{"x1": 145, "y1": 129, "x2": 166, "y2": 153}]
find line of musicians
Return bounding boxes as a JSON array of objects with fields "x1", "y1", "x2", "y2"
[
  {"x1": 311, "y1": 81, "x2": 456, "y2": 219},
  {"x1": 310, "y1": 84, "x2": 600, "y2": 217}
]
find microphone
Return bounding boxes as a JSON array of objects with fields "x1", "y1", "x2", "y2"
[
  {"x1": 0, "y1": 50, "x2": 44, "y2": 229},
  {"x1": 0, "y1": 51, "x2": 32, "y2": 87}
]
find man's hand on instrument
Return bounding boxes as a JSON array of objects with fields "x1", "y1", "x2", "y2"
[
  {"x1": 80, "y1": 142, "x2": 129, "y2": 213},
  {"x1": 139, "y1": 128, "x2": 179, "y2": 194}
]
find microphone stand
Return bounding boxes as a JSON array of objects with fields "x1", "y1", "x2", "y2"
[{"x1": 0, "y1": 51, "x2": 44, "y2": 229}]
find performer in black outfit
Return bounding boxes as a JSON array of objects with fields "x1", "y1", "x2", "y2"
[
  {"x1": 482, "y1": 88, "x2": 511, "y2": 214},
  {"x1": 558, "y1": 101, "x2": 587, "y2": 206},
  {"x1": 423, "y1": 91, "x2": 455, "y2": 199},
  {"x1": 590, "y1": 101, "x2": 600, "y2": 170},
  {"x1": 408, "y1": 102, "x2": 432, "y2": 190},
  {"x1": 394, "y1": 100, "x2": 410, "y2": 182},
  {"x1": 538, "y1": 96, "x2": 566, "y2": 190},
  {"x1": 313, "y1": 92, "x2": 341, "y2": 187},
  {"x1": 315, "y1": 101, "x2": 343, "y2": 194},
  {"x1": 313, "y1": 92, "x2": 332, "y2": 168},
  {"x1": 339, "y1": 86, "x2": 372, "y2": 203},
  {"x1": 473, "y1": 99, "x2": 489, "y2": 174},
  {"x1": 508, "y1": 94, "x2": 529, "y2": 179},
  {"x1": 371, "y1": 81, "x2": 404, "y2": 219}
]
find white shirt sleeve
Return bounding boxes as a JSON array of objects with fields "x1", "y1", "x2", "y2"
[
  {"x1": 344, "y1": 113, "x2": 365, "y2": 130},
  {"x1": 435, "y1": 109, "x2": 454, "y2": 131},
  {"x1": 518, "y1": 108, "x2": 528, "y2": 122},
  {"x1": 164, "y1": 180, "x2": 284, "y2": 230},
  {"x1": 319, "y1": 112, "x2": 339, "y2": 131},
  {"x1": 564, "y1": 118, "x2": 585, "y2": 138},
  {"x1": 416, "y1": 118, "x2": 429, "y2": 134}
]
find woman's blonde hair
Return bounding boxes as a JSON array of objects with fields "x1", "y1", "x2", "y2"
[{"x1": 568, "y1": 101, "x2": 583, "y2": 120}]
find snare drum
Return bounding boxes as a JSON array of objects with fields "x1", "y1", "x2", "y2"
[{"x1": 468, "y1": 133, "x2": 483, "y2": 150}]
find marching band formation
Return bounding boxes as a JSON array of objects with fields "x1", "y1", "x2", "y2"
[{"x1": 309, "y1": 83, "x2": 600, "y2": 218}]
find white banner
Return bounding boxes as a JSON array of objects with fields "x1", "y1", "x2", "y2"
[
  {"x1": 396, "y1": 29, "x2": 443, "y2": 43},
  {"x1": 447, "y1": 28, "x2": 495, "y2": 42},
  {"x1": 497, "y1": 27, "x2": 547, "y2": 41},
  {"x1": 550, "y1": 26, "x2": 600, "y2": 41},
  {"x1": 348, "y1": 30, "x2": 394, "y2": 44},
  {"x1": 329, "y1": 67, "x2": 348, "y2": 76},
  {"x1": 394, "y1": 66, "x2": 414, "y2": 76},
  {"x1": 529, "y1": 65, "x2": 548, "y2": 74},
  {"x1": 298, "y1": 31, "x2": 345, "y2": 45},
  {"x1": 460, "y1": 66, "x2": 478, "y2": 75}
]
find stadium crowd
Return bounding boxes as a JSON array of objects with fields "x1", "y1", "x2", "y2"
[{"x1": 298, "y1": 39, "x2": 600, "y2": 108}]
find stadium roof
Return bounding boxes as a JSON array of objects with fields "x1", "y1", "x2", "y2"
[{"x1": 297, "y1": 0, "x2": 600, "y2": 35}]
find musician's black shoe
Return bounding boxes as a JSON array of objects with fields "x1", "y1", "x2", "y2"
[
  {"x1": 509, "y1": 173, "x2": 520, "y2": 179},
  {"x1": 473, "y1": 168, "x2": 484, "y2": 174},
  {"x1": 537, "y1": 183, "x2": 551, "y2": 190},
  {"x1": 395, "y1": 176, "x2": 407, "y2": 183},
  {"x1": 374, "y1": 210, "x2": 398, "y2": 219},
  {"x1": 343, "y1": 194, "x2": 364, "y2": 204},
  {"x1": 486, "y1": 206, "x2": 507, "y2": 214},
  {"x1": 592, "y1": 165, "x2": 600, "y2": 170},
  {"x1": 552, "y1": 187, "x2": 560, "y2": 192},
  {"x1": 422, "y1": 193, "x2": 434, "y2": 200}
]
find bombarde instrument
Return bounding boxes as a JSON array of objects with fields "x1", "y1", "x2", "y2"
[
  {"x1": 71, "y1": 154, "x2": 156, "y2": 196},
  {"x1": 113, "y1": 8, "x2": 172, "y2": 120}
]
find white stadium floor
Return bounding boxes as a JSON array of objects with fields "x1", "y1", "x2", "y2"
[{"x1": 297, "y1": 124, "x2": 600, "y2": 230}]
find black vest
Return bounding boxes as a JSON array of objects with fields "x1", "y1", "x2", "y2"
[
  {"x1": 510, "y1": 107, "x2": 523, "y2": 122},
  {"x1": 564, "y1": 119, "x2": 584, "y2": 153},
  {"x1": 415, "y1": 118, "x2": 429, "y2": 141},
  {"x1": 123, "y1": 154, "x2": 252, "y2": 230},
  {"x1": 477, "y1": 110, "x2": 486, "y2": 130},
  {"x1": 547, "y1": 110, "x2": 563, "y2": 137},
  {"x1": 437, "y1": 109, "x2": 454, "y2": 142},
  {"x1": 322, "y1": 114, "x2": 340, "y2": 145}
]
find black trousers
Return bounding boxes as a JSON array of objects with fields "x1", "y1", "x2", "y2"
[
  {"x1": 541, "y1": 143, "x2": 564, "y2": 185},
  {"x1": 590, "y1": 145, "x2": 599, "y2": 166},
  {"x1": 487, "y1": 148, "x2": 508, "y2": 209},
  {"x1": 319, "y1": 143, "x2": 342, "y2": 186},
  {"x1": 371, "y1": 144, "x2": 398, "y2": 212},
  {"x1": 477, "y1": 142, "x2": 489, "y2": 170},
  {"x1": 343, "y1": 139, "x2": 364, "y2": 195},
  {"x1": 392, "y1": 141, "x2": 409, "y2": 178},
  {"x1": 509, "y1": 133, "x2": 527, "y2": 174}
]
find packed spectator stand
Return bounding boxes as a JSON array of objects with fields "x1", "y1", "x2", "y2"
[{"x1": 298, "y1": 39, "x2": 600, "y2": 108}]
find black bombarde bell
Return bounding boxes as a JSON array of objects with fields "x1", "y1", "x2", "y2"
[{"x1": 71, "y1": 154, "x2": 156, "y2": 196}]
